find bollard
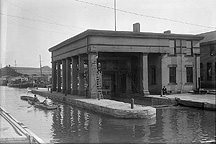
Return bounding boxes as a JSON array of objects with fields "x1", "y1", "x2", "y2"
[
  {"x1": 160, "y1": 90, "x2": 163, "y2": 97},
  {"x1": 131, "y1": 98, "x2": 134, "y2": 109}
]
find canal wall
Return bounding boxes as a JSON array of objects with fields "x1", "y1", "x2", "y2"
[
  {"x1": 0, "y1": 107, "x2": 44, "y2": 144},
  {"x1": 32, "y1": 89, "x2": 215, "y2": 114},
  {"x1": 148, "y1": 95, "x2": 215, "y2": 110},
  {"x1": 32, "y1": 90, "x2": 156, "y2": 119}
]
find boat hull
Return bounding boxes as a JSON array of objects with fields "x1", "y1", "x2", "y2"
[
  {"x1": 20, "y1": 96, "x2": 34, "y2": 101},
  {"x1": 34, "y1": 103, "x2": 58, "y2": 110}
]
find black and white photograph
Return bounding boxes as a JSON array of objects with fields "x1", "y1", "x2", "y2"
[{"x1": 0, "y1": 0, "x2": 215, "y2": 143}]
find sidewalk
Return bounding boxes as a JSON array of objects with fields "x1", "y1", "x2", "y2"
[
  {"x1": 32, "y1": 88, "x2": 215, "y2": 111},
  {"x1": 149, "y1": 93, "x2": 216, "y2": 110},
  {"x1": 165, "y1": 93, "x2": 215, "y2": 104},
  {"x1": 31, "y1": 88, "x2": 156, "y2": 119}
]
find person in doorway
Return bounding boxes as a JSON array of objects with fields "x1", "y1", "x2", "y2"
[{"x1": 162, "y1": 86, "x2": 167, "y2": 96}]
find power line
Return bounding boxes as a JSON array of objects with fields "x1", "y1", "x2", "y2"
[
  {"x1": 75, "y1": 0, "x2": 216, "y2": 29},
  {"x1": 0, "y1": 12, "x2": 84, "y2": 30},
  {"x1": 4, "y1": 0, "x2": 85, "y2": 30},
  {"x1": 1, "y1": 18, "x2": 73, "y2": 35}
]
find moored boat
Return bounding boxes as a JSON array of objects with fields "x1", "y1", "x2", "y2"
[
  {"x1": 20, "y1": 96, "x2": 34, "y2": 101},
  {"x1": 34, "y1": 102, "x2": 59, "y2": 110}
]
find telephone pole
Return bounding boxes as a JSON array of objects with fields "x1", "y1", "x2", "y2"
[
  {"x1": 39, "y1": 55, "x2": 43, "y2": 77},
  {"x1": 15, "y1": 60, "x2": 16, "y2": 71},
  {"x1": 114, "y1": 0, "x2": 117, "y2": 31}
]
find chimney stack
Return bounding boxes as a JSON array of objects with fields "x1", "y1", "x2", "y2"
[
  {"x1": 164, "y1": 30, "x2": 171, "y2": 34},
  {"x1": 133, "y1": 23, "x2": 140, "y2": 32}
]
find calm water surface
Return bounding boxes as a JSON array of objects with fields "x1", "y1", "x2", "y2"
[{"x1": 0, "y1": 86, "x2": 215, "y2": 143}]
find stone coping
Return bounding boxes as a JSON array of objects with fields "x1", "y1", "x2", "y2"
[{"x1": 32, "y1": 90, "x2": 156, "y2": 119}]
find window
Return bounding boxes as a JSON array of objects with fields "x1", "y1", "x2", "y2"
[
  {"x1": 186, "y1": 41, "x2": 193, "y2": 56},
  {"x1": 186, "y1": 67, "x2": 193, "y2": 83},
  {"x1": 210, "y1": 44, "x2": 216, "y2": 56},
  {"x1": 150, "y1": 66, "x2": 156, "y2": 85},
  {"x1": 207, "y1": 63, "x2": 212, "y2": 81},
  {"x1": 169, "y1": 40, "x2": 176, "y2": 55},
  {"x1": 169, "y1": 67, "x2": 176, "y2": 83}
]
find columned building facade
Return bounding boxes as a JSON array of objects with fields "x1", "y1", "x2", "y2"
[{"x1": 49, "y1": 26, "x2": 203, "y2": 98}]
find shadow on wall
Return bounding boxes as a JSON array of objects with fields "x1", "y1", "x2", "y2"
[{"x1": 201, "y1": 81, "x2": 216, "y2": 89}]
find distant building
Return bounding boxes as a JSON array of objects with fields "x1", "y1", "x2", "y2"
[
  {"x1": 49, "y1": 23, "x2": 204, "y2": 98},
  {"x1": 10, "y1": 66, "x2": 51, "y2": 76},
  {"x1": 199, "y1": 31, "x2": 216, "y2": 89}
]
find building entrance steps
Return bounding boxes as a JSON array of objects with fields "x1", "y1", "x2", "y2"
[{"x1": 32, "y1": 88, "x2": 156, "y2": 119}]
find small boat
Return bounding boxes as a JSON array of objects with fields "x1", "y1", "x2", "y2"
[
  {"x1": 34, "y1": 103, "x2": 59, "y2": 110},
  {"x1": 20, "y1": 96, "x2": 34, "y2": 101},
  {"x1": 28, "y1": 99, "x2": 35, "y2": 105}
]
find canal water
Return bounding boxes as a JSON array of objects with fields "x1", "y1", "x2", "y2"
[{"x1": 0, "y1": 86, "x2": 215, "y2": 143}]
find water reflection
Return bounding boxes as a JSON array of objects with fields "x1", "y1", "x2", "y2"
[
  {"x1": 148, "y1": 107, "x2": 215, "y2": 143},
  {"x1": 50, "y1": 104, "x2": 156, "y2": 143},
  {"x1": 0, "y1": 86, "x2": 215, "y2": 143},
  {"x1": 50, "y1": 105, "x2": 215, "y2": 143}
]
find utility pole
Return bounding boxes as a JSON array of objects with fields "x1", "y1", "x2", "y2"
[
  {"x1": 114, "y1": 0, "x2": 117, "y2": 31},
  {"x1": 15, "y1": 60, "x2": 16, "y2": 71},
  {"x1": 39, "y1": 55, "x2": 43, "y2": 77}
]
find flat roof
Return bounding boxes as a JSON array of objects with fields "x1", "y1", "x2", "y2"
[
  {"x1": 199, "y1": 30, "x2": 216, "y2": 45},
  {"x1": 49, "y1": 29, "x2": 204, "y2": 52}
]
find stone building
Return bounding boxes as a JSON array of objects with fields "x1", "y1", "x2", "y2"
[
  {"x1": 49, "y1": 24, "x2": 203, "y2": 98},
  {"x1": 199, "y1": 31, "x2": 216, "y2": 88}
]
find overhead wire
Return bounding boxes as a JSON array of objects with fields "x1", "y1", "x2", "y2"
[
  {"x1": 1, "y1": 18, "x2": 73, "y2": 35},
  {"x1": 0, "y1": 12, "x2": 84, "y2": 31},
  {"x1": 74, "y1": 0, "x2": 216, "y2": 29},
  {"x1": 3, "y1": 0, "x2": 85, "y2": 31}
]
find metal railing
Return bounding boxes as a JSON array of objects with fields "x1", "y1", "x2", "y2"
[{"x1": 0, "y1": 106, "x2": 45, "y2": 144}]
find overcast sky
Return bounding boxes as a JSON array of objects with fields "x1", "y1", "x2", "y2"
[{"x1": 1, "y1": 0, "x2": 216, "y2": 68}]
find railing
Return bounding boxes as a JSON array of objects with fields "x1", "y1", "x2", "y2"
[{"x1": 0, "y1": 106, "x2": 45, "y2": 144}]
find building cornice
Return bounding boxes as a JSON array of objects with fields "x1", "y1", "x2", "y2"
[{"x1": 49, "y1": 29, "x2": 204, "y2": 52}]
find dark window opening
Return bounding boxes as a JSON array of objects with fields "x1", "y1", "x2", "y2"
[
  {"x1": 169, "y1": 67, "x2": 176, "y2": 83},
  {"x1": 207, "y1": 63, "x2": 212, "y2": 81},
  {"x1": 186, "y1": 67, "x2": 193, "y2": 83}
]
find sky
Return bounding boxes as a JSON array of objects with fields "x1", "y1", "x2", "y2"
[{"x1": 0, "y1": 0, "x2": 216, "y2": 68}]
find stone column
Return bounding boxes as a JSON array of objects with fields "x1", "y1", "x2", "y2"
[
  {"x1": 78, "y1": 55, "x2": 85, "y2": 96},
  {"x1": 142, "y1": 53, "x2": 150, "y2": 96},
  {"x1": 66, "y1": 57, "x2": 71, "y2": 94},
  {"x1": 57, "y1": 60, "x2": 61, "y2": 92},
  {"x1": 52, "y1": 61, "x2": 57, "y2": 91},
  {"x1": 71, "y1": 56, "x2": 78, "y2": 95},
  {"x1": 88, "y1": 52, "x2": 98, "y2": 99},
  {"x1": 62, "y1": 59, "x2": 66, "y2": 93}
]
